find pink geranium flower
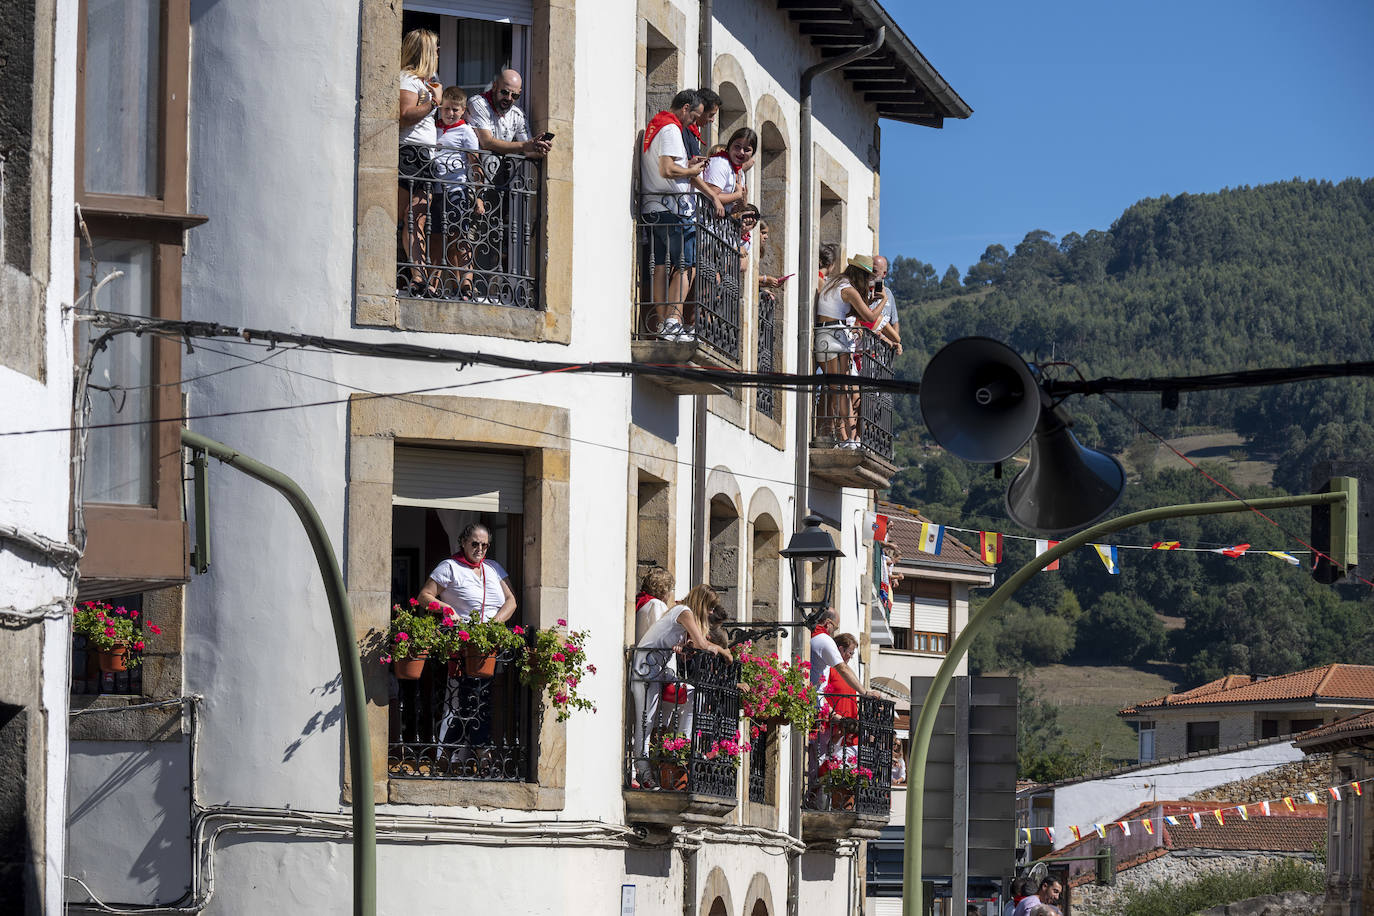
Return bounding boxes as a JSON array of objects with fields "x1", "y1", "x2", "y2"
[
  {"x1": 148, "y1": 624, "x2": 163, "y2": 635},
  {"x1": 380, "y1": 654, "x2": 392, "y2": 664},
  {"x1": 512, "y1": 625, "x2": 525, "y2": 635},
  {"x1": 552, "y1": 652, "x2": 565, "y2": 663},
  {"x1": 557, "y1": 618, "x2": 567, "y2": 627},
  {"x1": 395, "y1": 632, "x2": 409, "y2": 642},
  {"x1": 134, "y1": 640, "x2": 145, "y2": 651},
  {"x1": 457, "y1": 631, "x2": 471, "y2": 642}
]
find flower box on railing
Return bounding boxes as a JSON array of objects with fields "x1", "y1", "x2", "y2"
[
  {"x1": 803, "y1": 692, "x2": 896, "y2": 840},
  {"x1": 623, "y1": 647, "x2": 742, "y2": 825}
]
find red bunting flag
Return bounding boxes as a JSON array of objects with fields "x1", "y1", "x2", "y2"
[
  {"x1": 1330, "y1": 786, "x2": 1342, "y2": 801},
  {"x1": 1152, "y1": 541, "x2": 1180, "y2": 550},
  {"x1": 1117, "y1": 820, "x2": 1130, "y2": 836},
  {"x1": 980, "y1": 532, "x2": 1003, "y2": 564},
  {"x1": 1260, "y1": 801, "x2": 1271, "y2": 816},
  {"x1": 1353, "y1": 782, "x2": 1363, "y2": 797},
  {"x1": 1219, "y1": 543, "x2": 1251, "y2": 558},
  {"x1": 1035, "y1": 539, "x2": 1060, "y2": 571}
]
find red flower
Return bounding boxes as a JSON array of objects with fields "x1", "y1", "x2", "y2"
[
  {"x1": 134, "y1": 640, "x2": 145, "y2": 651},
  {"x1": 148, "y1": 623, "x2": 163, "y2": 635},
  {"x1": 587, "y1": 664, "x2": 597, "y2": 675},
  {"x1": 409, "y1": 598, "x2": 420, "y2": 607},
  {"x1": 457, "y1": 631, "x2": 471, "y2": 642},
  {"x1": 104, "y1": 626, "x2": 116, "y2": 637},
  {"x1": 130, "y1": 610, "x2": 138, "y2": 619},
  {"x1": 512, "y1": 626, "x2": 525, "y2": 635},
  {"x1": 426, "y1": 601, "x2": 442, "y2": 612},
  {"x1": 557, "y1": 618, "x2": 567, "y2": 627},
  {"x1": 552, "y1": 652, "x2": 566, "y2": 663}
]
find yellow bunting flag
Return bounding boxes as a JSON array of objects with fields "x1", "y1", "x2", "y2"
[
  {"x1": 1265, "y1": 551, "x2": 1300, "y2": 565},
  {"x1": 1213, "y1": 809, "x2": 1225, "y2": 825},
  {"x1": 1164, "y1": 815, "x2": 1180, "y2": 827},
  {"x1": 1094, "y1": 824, "x2": 1106, "y2": 839},
  {"x1": 980, "y1": 531, "x2": 1003, "y2": 564},
  {"x1": 1283, "y1": 797, "x2": 1295, "y2": 812},
  {"x1": 1142, "y1": 818, "x2": 1154, "y2": 835},
  {"x1": 1305, "y1": 791, "x2": 1319, "y2": 804},
  {"x1": 1152, "y1": 541, "x2": 1180, "y2": 550},
  {"x1": 1238, "y1": 805, "x2": 1249, "y2": 821},
  {"x1": 1070, "y1": 825, "x2": 1082, "y2": 842},
  {"x1": 1353, "y1": 782, "x2": 1364, "y2": 797},
  {"x1": 1094, "y1": 544, "x2": 1121, "y2": 574}
]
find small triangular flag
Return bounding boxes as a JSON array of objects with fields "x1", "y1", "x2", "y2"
[
  {"x1": 1093, "y1": 823, "x2": 1105, "y2": 838},
  {"x1": 1035, "y1": 539, "x2": 1060, "y2": 571},
  {"x1": 1260, "y1": 801, "x2": 1271, "y2": 816},
  {"x1": 980, "y1": 531, "x2": 1003, "y2": 564},
  {"x1": 1305, "y1": 791, "x2": 1319, "y2": 804},
  {"x1": 1353, "y1": 781, "x2": 1363, "y2": 797},
  {"x1": 1238, "y1": 805, "x2": 1249, "y2": 821},
  {"x1": 1117, "y1": 820, "x2": 1130, "y2": 836},
  {"x1": 1283, "y1": 797, "x2": 1295, "y2": 812},
  {"x1": 1094, "y1": 544, "x2": 1120, "y2": 574},
  {"x1": 1044, "y1": 826, "x2": 1054, "y2": 842},
  {"x1": 1329, "y1": 787, "x2": 1341, "y2": 801},
  {"x1": 1070, "y1": 825, "x2": 1082, "y2": 842},
  {"x1": 1021, "y1": 828, "x2": 1031, "y2": 844},
  {"x1": 1265, "y1": 551, "x2": 1300, "y2": 566},
  {"x1": 1142, "y1": 818, "x2": 1154, "y2": 835},
  {"x1": 1152, "y1": 541, "x2": 1180, "y2": 550},
  {"x1": 1213, "y1": 809, "x2": 1225, "y2": 825},
  {"x1": 1217, "y1": 543, "x2": 1251, "y2": 558},
  {"x1": 1164, "y1": 815, "x2": 1179, "y2": 827},
  {"x1": 1190, "y1": 813, "x2": 1202, "y2": 828}
]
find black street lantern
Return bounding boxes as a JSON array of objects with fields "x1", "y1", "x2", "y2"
[{"x1": 780, "y1": 514, "x2": 844, "y2": 628}]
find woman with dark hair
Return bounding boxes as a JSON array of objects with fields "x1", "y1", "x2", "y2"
[
  {"x1": 814, "y1": 255, "x2": 882, "y2": 446},
  {"x1": 702, "y1": 127, "x2": 758, "y2": 211},
  {"x1": 418, "y1": 522, "x2": 516, "y2": 624},
  {"x1": 398, "y1": 28, "x2": 441, "y2": 296}
]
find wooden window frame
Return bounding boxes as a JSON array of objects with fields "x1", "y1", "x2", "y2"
[{"x1": 74, "y1": 0, "x2": 201, "y2": 592}]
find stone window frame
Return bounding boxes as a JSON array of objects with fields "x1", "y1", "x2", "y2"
[
  {"x1": 623, "y1": 424, "x2": 680, "y2": 639},
  {"x1": 346, "y1": 393, "x2": 570, "y2": 809},
  {"x1": 354, "y1": 0, "x2": 575, "y2": 343},
  {"x1": 743, "y1": 488, "x2": 785, "y2": 830}
]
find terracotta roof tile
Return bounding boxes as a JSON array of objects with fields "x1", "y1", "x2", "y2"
[
  {"x1": 1294, "y1": 709, "x2": 1374, "y2": 746},
  {"x1": 876, "y1": 502, "x2": 991, "y2": 570},
  {"x1": 1168, "y1": 813, "x2": 1326, "y2": 853},
  {"x1": 1120, "y1": 664, "x2": 1374, "y2": 715}
]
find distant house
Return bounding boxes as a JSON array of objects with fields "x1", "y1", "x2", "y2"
[
  {"x1": 1294, "y1": 710, "x2": 1374, "y2": 915},
  {"x1": 1119, "y1": 664, "x2": 1374, "y2": 762},
  {"x1": 1057, "y1": 799, "x2": 1325, "y2": 911}
]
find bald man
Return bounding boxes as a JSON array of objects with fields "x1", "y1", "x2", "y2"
[{"x1": 467, "y1": 68, "x2": 552, "y2": 161}]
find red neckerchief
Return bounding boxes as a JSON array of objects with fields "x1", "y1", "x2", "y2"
[
  {"x1": 688, "y1": 122, "x2": 702, "y2": 140},
  {"x1": 643, "y1": 111, "x2": 683, "y2": 151},
  {"x1": 741, "y1": 231, "x2": 751, "y2": 243},
  {"x1": 634, "y1": 592, "x2": 656, "y2": 613},
  {"x1": 450, "y1": 553, "x2": 487, "y2": 616},
  {"x1": 437, "y1": 118, "x2": 466, "y2": 132},
  {"x1": 709, "y1": 149, "x2": 742, "y2": 175}
]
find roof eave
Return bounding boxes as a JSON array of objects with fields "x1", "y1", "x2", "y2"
[{"x1": 847, "y1": 0, "x2": 973, "y2": 121}]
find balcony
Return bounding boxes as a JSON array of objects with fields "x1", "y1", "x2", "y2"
[
  {"x1": 803, "y1": 693, "x2": 896, "y2": 841},
  {"x1": 810, "y1": 327, "x2": 899, "y2": 489},
  {"x1": 624, "y1": 647, "x2": 741, "y2": 826},
  {"x1": 396, "y1": 144, "x2": 541, "y2": 310},
  {"x1": 631, "y1": 191, "x2": 743, "y2": 394},
  {"x1": 387, "y1": 645, "x2": 538, "y2": 782}
]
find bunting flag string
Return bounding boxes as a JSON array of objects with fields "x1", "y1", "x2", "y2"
[{"x1": 1013, "y1": 777, "x2": 1372, "y2": 846}]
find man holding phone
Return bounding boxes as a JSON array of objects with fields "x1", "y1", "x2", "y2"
[
  {"x1": 869, "y1": 254, "x2": 902, "y2": 356},
  {"x1": 467, "y1": 68, "x2": 551, "y2": 162}
]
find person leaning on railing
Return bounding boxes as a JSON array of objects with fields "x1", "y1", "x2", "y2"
[
  {"x1": 629, "y1": 584, "x2": 732, "y2": 788},
  {"x1": 398, "y1": 28, "x2": 442, "y2": 296},
  {"x1": 633, "y1": 568, "x2": 675, "y2": 643},
  {"x1": 639, "y1": 90, "x2": 707, "y2": 341},
  {"x1": 429, "y1": 86, "x2": 486, "y2": 300},
  {"x1": 814, "y1": 255, "x2": 883, "y2": 448}
]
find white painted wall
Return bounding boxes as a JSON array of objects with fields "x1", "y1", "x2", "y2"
[{"x1": 1048, "y1": 741, "x2": 1307, "y2": 848}]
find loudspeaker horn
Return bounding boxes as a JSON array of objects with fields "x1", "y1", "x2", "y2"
[
  {"x1": 919, "y1": 337, "x2": 1044, "y2": 463},
  {"x1": 1006, "y1": 410, "x2": 1126, "y2": 536}
]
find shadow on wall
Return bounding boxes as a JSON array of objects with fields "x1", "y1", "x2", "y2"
[{"x1": 282, "y1": 674, "x2": 344, "y2": 763}]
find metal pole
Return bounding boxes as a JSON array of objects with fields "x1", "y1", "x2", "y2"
[
  {"x1": 180, "y1": 429, "x2": 375, "y2": 916},
  {"x1": 901, "y1": 491, "x2": 1347, "y2": 916}
]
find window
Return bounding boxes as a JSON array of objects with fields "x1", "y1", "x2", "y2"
[
  {"x1": 1260, "y1": 718, "x2": 1279, "y2": 739},
  {"x1": 1186, "y1": 721, "x2": 1220, "y2": 753},
  {"x1": 355, "y1": 0, "x2": 574, "y2": 341},
  {"x1": 387, "y1": 447, "x2": 535, "y2": 782},
  {"x1": 75, "y1": 0, "x2": 197, "y2": 595},
  {"x1": 1290, "y1": 717, "x2": 1323, "y2": 734},
  {"x1": 889, "y1": 580, "x2": 951, "y2": 653},
  {"x1": 1138, "y1": 720, "x2": 1155, "y2": 762}
]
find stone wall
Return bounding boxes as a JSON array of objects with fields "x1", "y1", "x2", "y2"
[
  {"x1": 1071, "y1": 852, "x2": 1322, "y2": 916},
  {"x1": 1184, "y1": 756, "x2": 1331, "y2": 805}
]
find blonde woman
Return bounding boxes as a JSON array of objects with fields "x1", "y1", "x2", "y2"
[
  {"x1": 630, "y1": 585, "x2": 732, "y2": 787},
  {"x1": 814, "y1": 255, "x2": 882, "y2": 445},
  {"x1": 398, "y1": 28, "x2": 441, "y2": 295}
]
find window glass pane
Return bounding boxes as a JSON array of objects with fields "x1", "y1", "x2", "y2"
[
  {"x1": 78, "y1": 239, "x2": 155, "y2": 504},
  {"x1": 83, "y1": 0, "x2": 160, "y2": 196}
]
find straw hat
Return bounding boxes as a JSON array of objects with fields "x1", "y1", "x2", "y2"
[{"x1": 847, "y1": 254, "x2": 874, "y2": 274}]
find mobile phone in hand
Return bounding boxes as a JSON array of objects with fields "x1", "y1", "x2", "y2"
[
  {"x1": 539, "y1": 132, "x2": 555, "y2": 141},
  {"x1": 777, "y1": 273, "x2": 795, "y2": 283}
]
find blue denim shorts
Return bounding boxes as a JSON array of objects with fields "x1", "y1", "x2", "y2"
[{"x1": 642, "y1": 211, "x2": 695, "y2": 268}]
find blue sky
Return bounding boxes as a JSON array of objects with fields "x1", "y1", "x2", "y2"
[{"x1": 878, "y1": 0, "x2": 1374, "y2": 276}]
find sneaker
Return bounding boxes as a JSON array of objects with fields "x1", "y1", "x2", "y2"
[
  {"x1": 840, "y1": 440, "x2": 862, "y2": 450},
  {"x1": 660, "y1": 318, "x2": 686, "y2": 341}
]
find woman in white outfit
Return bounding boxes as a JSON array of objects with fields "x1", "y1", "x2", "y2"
[
  {"x1": 630, "y1": 584, "x2": 733, "y2": 787},
  {"x1": 814, "y1": 254, "x2": 881, "y2": 446}
]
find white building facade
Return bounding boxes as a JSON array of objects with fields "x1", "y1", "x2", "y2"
[{"x1": 56, "y1": 1, "x2": 970, "y2": 913}]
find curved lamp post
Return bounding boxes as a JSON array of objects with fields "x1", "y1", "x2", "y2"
[{"x1": 901, "y1": 490, "x2": 1348, "y2": 915}]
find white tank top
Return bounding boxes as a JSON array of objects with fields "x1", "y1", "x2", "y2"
[{"x1": 817, "y1": 278, "x2": 853, "y2": 321}]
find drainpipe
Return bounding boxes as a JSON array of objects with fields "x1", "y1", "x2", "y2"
[
  {"x1": 180, "y1": 429, "x2": 375, "y2": 916},
  {"x1": 689, "y1": 0, "x2": 714, "y2": 590},
  {"x1": 791, "y1": 28, "x2": 886, "y2": 916}
]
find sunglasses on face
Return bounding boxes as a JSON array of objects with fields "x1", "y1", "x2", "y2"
[
  {"x1": 466, "y1": 541, "x2": 490, "y2": 550},
  {"x1": 497, "y1": 88, "x2": 522, "y2": 100}
]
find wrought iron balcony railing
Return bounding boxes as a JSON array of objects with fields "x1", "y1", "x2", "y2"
[
  {"x1": 633, "y1": 190, "x2": 742, "y2": 364},
  {"x1": 805, "y1": 692, "x2": 896, "y2": 818},
  {"x1": 811, "y1": 325, "x2": 896, "y2": 462},
  {"x1": 625, "y1": 647, "x2": 742, "y2": 801},
  {"x1": 387, "y1": 645, "x2": 537, "y2": 781},
  {"x1": 755, "y1": 288, "x2": 779, "y2": 418},
  {"x1": 396, "y1": 142, "x2": 541, "y2": 309}
]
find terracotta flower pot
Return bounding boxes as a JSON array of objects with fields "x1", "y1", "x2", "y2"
[
  {"x1": 461, "y1": 647, "x2": 499, "y2": 678},
  {"x1": 828, "y1": 789, "x2": 856, "y2": 811},
  {"x1": 751, "y1": 713, "x2": 790, "y2": 728},
  {"x1": 658, "y1": 762, "x2": 689, "y2": 792},
  {"x1": 95, "y1": 643, "x2": 129, "y2": 673},
  {"x1": 393, "y1": 654, "x2": 429, "y2": 680}
]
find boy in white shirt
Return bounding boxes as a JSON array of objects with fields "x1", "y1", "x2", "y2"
[{"x1": 431, "y1": 87, "x2": 485, "y2": 298}]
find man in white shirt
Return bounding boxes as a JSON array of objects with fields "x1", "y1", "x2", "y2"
[
  {"x1": 870, "y1": 255, "x2": 903, "y2": 356},
  {"x1": 809, "y1": 608, "x2": 874, "y2": 697},
  {"x1": 467, "y1": 68, "x2": 551, "y2": 166},
  {"x1": 640, "y1": 89, "x2": 707, "y2": 339}
]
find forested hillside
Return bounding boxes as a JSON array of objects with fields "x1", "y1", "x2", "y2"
[{"x1": 884, "y1": 178, "x2": 1374, "y2": 694}]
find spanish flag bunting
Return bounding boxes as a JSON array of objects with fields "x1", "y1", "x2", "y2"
[
  {"x1": 1283, "y1": 796, "x2": 1295, "y2": 812},
  {"x1": 1164, "y1": 815, "x2": 1180, "y2": 827},
  {"x1": 1117, "y1": 820, "x2": 1130, "y2": 836},
  {"x1": 919, "y1": 522, "x2": 945, "y2": 555},
  {"x1": 1213, "y1": 809, "x2": 1225, "y2": 825},
  {"x1": 1070, "y1": 825, "x2": 1082, "y2": 842},
  {"x1": 1266, "y1": 551, "x2": 1300, "y2": 566},
  {"x1": 980, "y1": 531, "x2": 1003, "y2": 564},
  {"x1": 1353, "y1": 781, "x2": 1363, "y2": 797},
  {"x1": 1237, "y1": 805, "x2": 1249, "y2": 821},
  {"x1": 1190, "y1": 813, "x2": 1203, "y2": 829},
  {"x1": 1094, "y1": 823, "x2": 1107, "y2": 839},
  {"x1": 1152, "y1": 541, "x2": 1180, "y2": 550},
  {"x1": 1329, "y1": 787, "x2": 1341, "y2": 801},
  {"x1": 1217, "y1": 543, "x2": 1251, "y2": 558},
  {"x1": 1305, "y1": 791, "x2": 1319, "y2": 804},
  {"x1": 1095, "y1": 544, "x2": 1121, "y2": 574},
  {"x1": 1035, "y1": 539, "x2": 1061, "y2": 571},
  {"x1": 1260, "y1": 801, "x2": 1271, "y2": 816},
  {"x1": 1142, "y1": 818, "x2": 1154, "y2": 835}
]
